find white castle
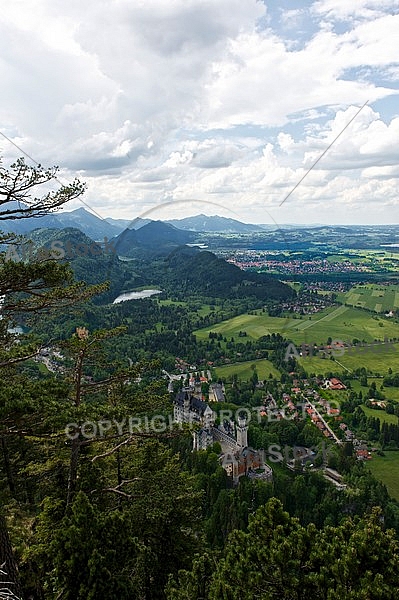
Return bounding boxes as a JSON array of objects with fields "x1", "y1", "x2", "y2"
[{"x1": 173, "y1": 389, "x2": 272, "y2": 483}]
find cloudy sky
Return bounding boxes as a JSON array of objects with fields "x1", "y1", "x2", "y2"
[{"x1": 0, "y1": 0, "x2": 398, "y2": 226}]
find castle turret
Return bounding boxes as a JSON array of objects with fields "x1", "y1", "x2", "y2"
[
  {"x1": 183, "y1": 390, "x2": 190, "y2": 419},
  {"x1": 236, "y1": 416, "x2": 248, "y2": 449},
  {"x1": 203, "y1": 405, "x2": 215, "y2": 428}
]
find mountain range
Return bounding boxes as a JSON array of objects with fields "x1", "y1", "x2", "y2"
[
  {"x1": 20, "y1": 222, "x2": 294, "y2": 304},
  {"x1": 0, "y1": 206, "x2": 267, "y2": 238},
  {"x1": 166, "y1": 214, "x2": 263, "y2": 233}
]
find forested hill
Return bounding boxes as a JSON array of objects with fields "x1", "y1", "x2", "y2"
[
  {"x1": 114, "y1": 220, "x2": 197, "y2": 257},
  {"x1": 160, "y1": 246, "x2": 295, "y2": 300},
  {"x1": 17, "y1": 226, "x2": 293, "y2": 303},
  {"x1": 20, "y1": 227, "x2": 143, "y2": 302}
]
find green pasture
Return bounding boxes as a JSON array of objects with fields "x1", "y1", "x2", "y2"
[
  {"x1": 299, "y1": 344, "x2": 399, "y2": 376},
  {"x1": 195, "y1": 304, "x2": 399, "y2": 347},
  {"x1": 350, "y1": 379, "x2": 399, "y2": 401},
  {"x1": 367, "y1": 451, "x2": 399, "y2": 500},
  {"x1": 195, "y1": 312, "x2": 288, "y2": 341},
  {"x1": 361, "y1": 405, "x2": 399, "y2": 426},
  {"x1": 342, "y1": 284, "x2": 399, "y2": 313},
  {"x1": 214, "y1": 359, "x2": 280, "y2": 381},
  {"x1": 196, "y1": 304, "x2": 216, "y2": 317}
]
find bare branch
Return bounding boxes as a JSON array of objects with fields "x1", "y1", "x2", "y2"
[{"x1": 91, "y1": 436, "x2": 138, "y2": 461}]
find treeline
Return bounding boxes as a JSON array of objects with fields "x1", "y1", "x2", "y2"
[
  {"x1": 345, "y1": 406, "x2": 399, "y2": 447},
  {"x1": 166, "y1": 498, "x2": 399, "y2": 600},
  {"x1": 384, "y1": 372, "x2": 399, "y2": 387}
]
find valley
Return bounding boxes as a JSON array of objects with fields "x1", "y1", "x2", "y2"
[{"x1": 3, "y1": 210, "x2": 399, "y2": 598}]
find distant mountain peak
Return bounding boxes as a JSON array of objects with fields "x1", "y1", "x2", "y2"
[
  {"x1": 166, "y1": 214, "x2": 263, "y2": 233},
  {"x1": 113, "y1": 219, "x2": 196, "y2": 257}
]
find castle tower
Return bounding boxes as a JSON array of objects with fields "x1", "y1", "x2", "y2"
[
  {"x1": 183, "y1": 391, "x2": 190, "y2": 420},
  {"x1": 236, "y1": 416, "x2": 248, "y2": 449},
  {"x1": 203, "y1": 405, "x2": 214, "y2": 429}
]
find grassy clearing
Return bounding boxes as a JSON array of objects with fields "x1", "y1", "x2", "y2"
[
  {"x1": 299, "y1": 345, "x2": 399, "y2": 376},
  {"x1": 157, "y1": 300, "x2": 215, "y2": 317},
  {"x1": 349, "y1": 379, "x2": 399, "y2": 401},
  {"x1": 158, "y1": 299, "x2": 186, "y2": 307},
  {"x1": 361, "y1": 405, "x2": 399, "y2": 425},
  {"x1": 367, "y1": 451, "x2": 399, "y2": 500},
  {"x1": 195, "y1": 312, "x2": 288, "y2": 341},
  {"x1": 196, "y1": 304, "x2": 215, "y2": 317},
  {"x1": 215, "y1": 359, "x2": 280, "y2": 381},
  {"x1": 283, "y1": 281, "x2": 302, "y2": 292}
]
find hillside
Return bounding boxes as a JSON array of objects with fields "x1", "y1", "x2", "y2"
[
  {"x1": 14, "y1": 224, "x2": 293, "y2": 304},
  {"x1": 114, "y1": 220, "x2": 197, "y2": 257},
  {"x1": 24, "y1": 228, "x2": 144, "y2": 302},
  {"x1": 160, "y1": 246, "x2": 294, "y2": 300}
]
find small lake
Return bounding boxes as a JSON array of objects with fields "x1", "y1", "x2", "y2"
[
  {"x1": 113, "y1": 289, "x2": 162, "y2": 304},
  {"x1": 8, "y1": 326, "x2": 24, "y2": 334}
]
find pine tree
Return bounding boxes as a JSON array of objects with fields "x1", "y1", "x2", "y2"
[{"x1": 0, "y1": 156, "x2": 89, "y2": 598}]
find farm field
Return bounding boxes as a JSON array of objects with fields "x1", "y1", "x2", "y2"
[
  {"x1": 214, "y1": 359, "x2": 280, "y2": 381},
  {"x1": 195, "y1": 304, "x2": 399, "y2": 346},
  {"x1": 195, "y1": 303, "x2": 399, "y2": 376},
  {"x1": 195, "y1": 312, "x2": 288, "y2": 341},
  {"x1": 299, "y1": 344, "x2": 399, "y2": 376},
  {"x1": 339, "y1": 283, "x2": 399, "y2": 313},
  {"x1": 367, "y1": 451, "x2": 399, "y2": 500}
]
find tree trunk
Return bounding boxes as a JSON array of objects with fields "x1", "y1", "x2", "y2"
[
  {"x1": 1, "y1": 437, "x2": 16, "y2": 496},
  {"x1": 0, "y1": 512, "x2": 23, "y2": 599},
  {"x1": 66, "y1": 437, "x2": 80, "y2": 508},
  {"x1": 116, "y1": 448, "x2": 122, "y2": 510}
]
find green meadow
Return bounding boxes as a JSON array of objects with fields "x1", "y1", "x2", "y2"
[
  {"x1": 340, "y1": 283, "x2": 399, "y2": 313},
  {"x1": 367, "y1": 451, "x2": 399, "y2": 500},
  {"x1": 214, "y1": 359, "x2": 280, "y2": 381},
  {"x1": 298, "y1": 344, "x2": 399, "y2": 376},
  {"x1": 195, "y1": 305, "x2": 399, "y2": 347},
  {"x1": 194, "y1": 300, "x2": 399, "y2": 376},
  {"x1": 361, "y1": 405, "x2": 399, "y2": 426},
  {"x1": 195, "y1": 311, "x2": 288, "y2": 341}
]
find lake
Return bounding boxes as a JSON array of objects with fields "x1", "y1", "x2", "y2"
[{"x1": 113, "y1": 289, "x2": 162, "y2": 304}]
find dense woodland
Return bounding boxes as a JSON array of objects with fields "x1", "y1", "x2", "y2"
[{"x1": 1, "y1": 159, "x2": 399, "y2": 598}]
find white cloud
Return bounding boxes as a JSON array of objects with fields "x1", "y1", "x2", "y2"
[
  {"x1": 0, "y1": 0, "x2": 398, "y2": 224},
  {"x1": 313, "y1": 0, "x2": 399, "y2": 22}
]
